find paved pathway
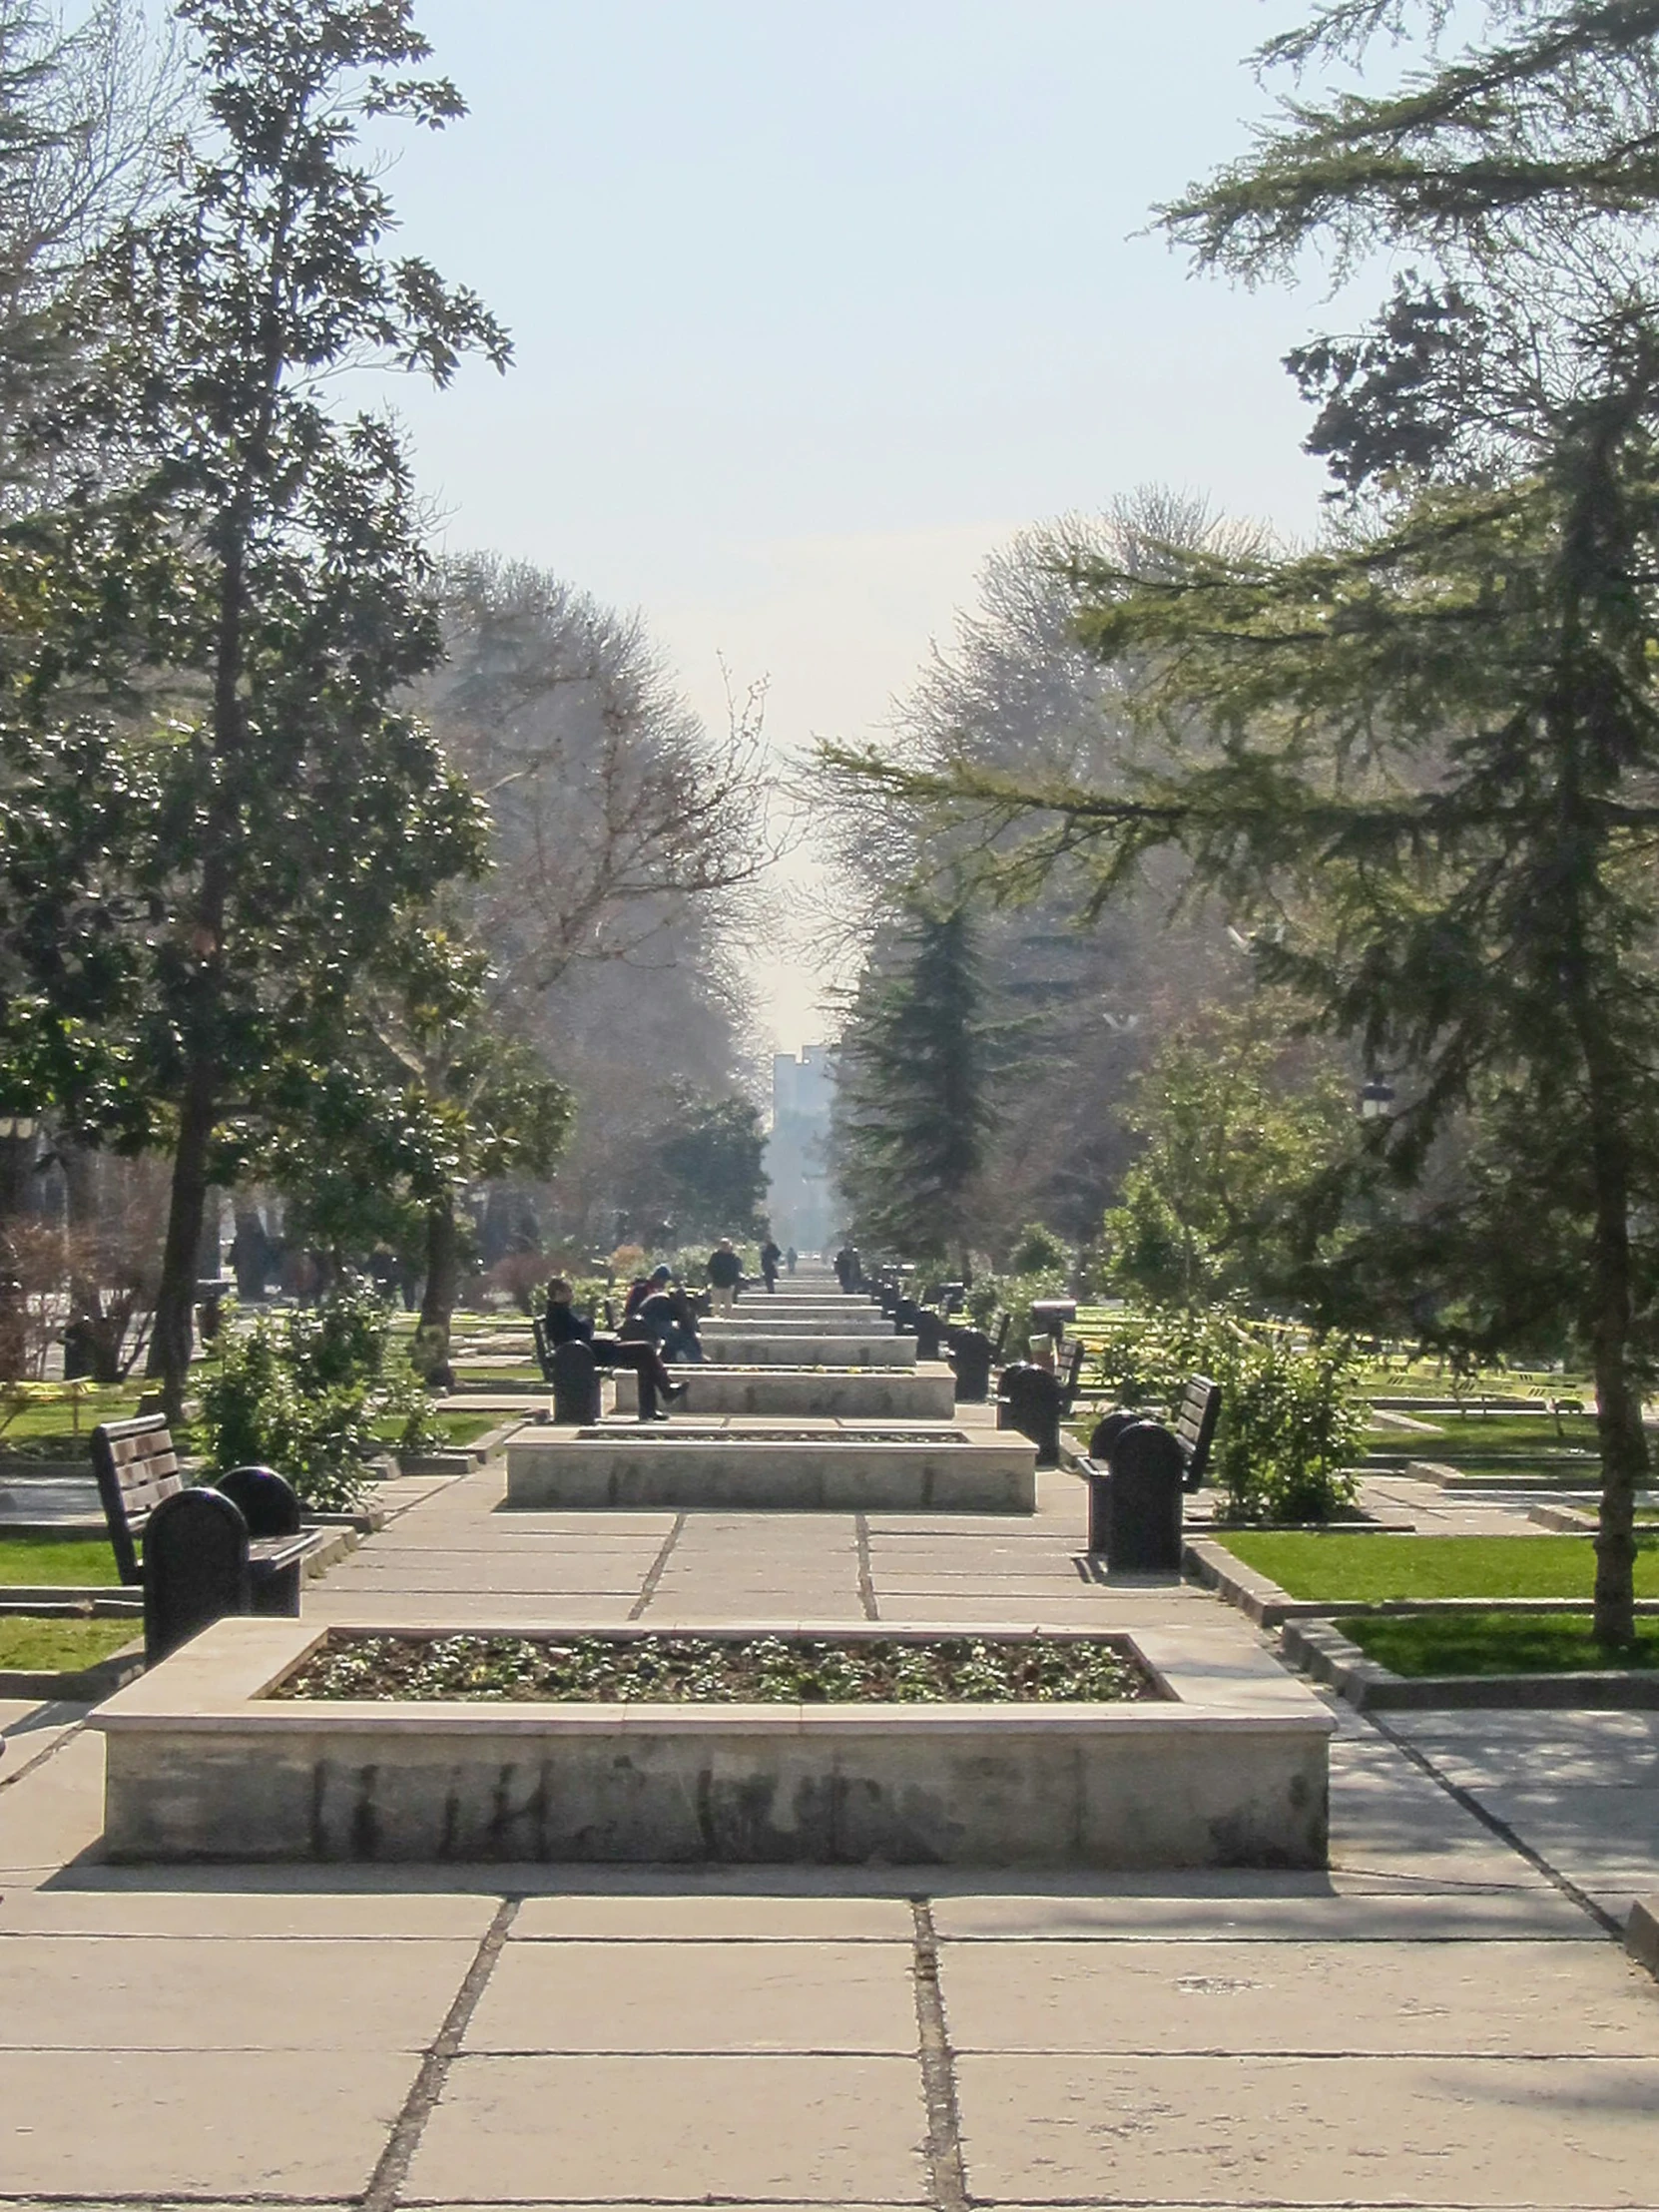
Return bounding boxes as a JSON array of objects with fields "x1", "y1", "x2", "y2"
[{"x1": 2, "y1": 1446, "x2": 1658, "y2": 2208}]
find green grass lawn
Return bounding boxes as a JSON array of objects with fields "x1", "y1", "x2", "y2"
[
  {"x1": 0, "y1": 1384, "x2": 146, "y2": 1457},
  {"x1": 0, "y1": 1533, "x2": 121, "y2": 1586},
  {"x1": 1217, "y1": 1531, "x2": 1659, "y2": 1601},
  {"x1": 1383, "y1": 1412, "x2": 1601, "y2": 1454},
  {"x1": 1347, "y1": 1612, "x2": 1659, "y2": 1676},
  {"x1": 0, "y1": 1617, "x2": 137, "y2": 1672},
  {"x1": 366, "y1": 1408, "x2": 502, "y2": 1449},
  {"x1": 436, "y1": 1410, "x2": 501, "y2": 1445}
]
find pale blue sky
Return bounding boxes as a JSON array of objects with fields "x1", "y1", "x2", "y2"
[{"x1": 368, "y1": 1, "x2": 1349, "y2": 1045}]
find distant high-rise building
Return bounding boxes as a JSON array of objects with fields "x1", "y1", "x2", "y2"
[{"x1": 766, "y1": 1044, "x2": 834, "y2": 1252}]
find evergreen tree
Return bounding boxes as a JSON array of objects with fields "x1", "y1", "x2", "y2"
[
  {"x1": 825, "y1": 1, "x2": 1659, "y2": 1644},
  {"x1": 830, "y1": 902, "x2": 999, "y2": 1271}
]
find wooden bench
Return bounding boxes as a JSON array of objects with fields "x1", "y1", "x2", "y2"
[
  {"x1": 91, "y1": 1415, "x2": 324, "y2": 1662},
  {"x1": 996, "y1": 1341, "x2": 1086, "y2": 1467},
  {"x1": 1170, "y1": 1375, "x2": 1223, "y2": 1493},
  {"x1": 1086, "y1": 1375, "x2": 1222, "y2": 1495}
]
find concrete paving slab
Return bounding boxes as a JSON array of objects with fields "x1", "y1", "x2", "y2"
[
  {"x1": 467, "y1": 1937, "x2": 918, "y2": 2052},
  {"x1": 1455, "y1": 1787, "x2": 1659, "y2": 1883},
  {"x1": 953, "y1": 2050, "x2": 1659, "y2": 2206},
  {"x1": 0, "y1": 1888, "x2": 500, "y2": 1936},
  {"x1": 512, "y1": 1895, "x2": 913, "y2": 1940},
  {"x1": 0, "y1": 1698, "x2": 85, "y2": 1767},
  {"x1": 0, "y1": 1722, "x2": 103, "y2": 1885},
  {"x1": 0, "y1": 1931, "x2": 477, "y2": 2048},
  {"x1": 0, "y1": 2046, "x2": 418, "y2": 2198},
  {"x1": 1328, "y1": 1744, "x2": 1555, "y2": 1889},
  {"x1": 305, "y1": 1595, "x2": 644, "y2": 1626},
  {"x1": 939, "y1": 1937, "x2": 1659, "y2": 2054},
  {"x1": 1388, "y1": 1711, "x2": 1659, "y2": 1790},
  {"x1": 322, "y1": 1558, "x2": 652, "y2": 1591},
  {"x1": 932, "y1": 1889, "x2": 1600, "y2": 1940},
  {"x1": 408, "y1": 2052, "x2": 929, "y2": 2204}
]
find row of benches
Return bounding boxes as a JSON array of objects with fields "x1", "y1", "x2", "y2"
[{"x1": 873, "y1": 1279, "x2": 1222, "y2": 1572}]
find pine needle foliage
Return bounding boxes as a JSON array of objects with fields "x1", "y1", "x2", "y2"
[{"x1": 829, "y1": 900, "x2": 1001, "y2": 1271}]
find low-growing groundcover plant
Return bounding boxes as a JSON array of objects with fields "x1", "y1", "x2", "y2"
[
  {"x1": 276, "y1": 1633, "x2": 1157, "y2": 1704},
  {"x1": 202, "y1": 1284, "x2": 444, "y2": 1511}
]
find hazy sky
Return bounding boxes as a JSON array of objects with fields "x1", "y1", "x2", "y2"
[{"x1": 370, "y1": 1, "x2": 1350, "y2": 1050}]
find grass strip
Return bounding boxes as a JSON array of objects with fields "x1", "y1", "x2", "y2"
[
  {"x1": 1218, "y1": 1531, "x2": 1659, "y2": 1602},
  {"x1": 0, "y1": 1533, "x2": 120, "y2": 1587},
  {"x1": 0, "y1": 1617, "x2": 137, "y2": 1672},
  {"x1": 1347, "y1": 1611, "x2": 1659, "y2": 1677}
]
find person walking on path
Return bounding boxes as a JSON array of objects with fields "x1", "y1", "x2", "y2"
[
  {"x1": 760, "y1": 1237, "x2": 782, "y2": 1293},
  {"x1": 786, "y1": 1246, "x2": 798, "y2": 1274},
  {"x1": 707, "y1": 1238, "x2": 743, "y2": 1315},
  {"x1": 543, "y1": 1280, "x2": 687, "y2": 1421}
]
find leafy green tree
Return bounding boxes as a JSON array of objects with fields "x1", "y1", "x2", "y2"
[
  {"x1": 825, "y1": 1, "x2": 1659, "y2": 1643},
  {"x1": 1102, "y1": 1011, "x2": 1358, "y2": 1313},
  {"x1": 652, "y1": 1093, "x2": 768, "y2": 1245},
  {"x1": 18, "y1": 0, "x2": 511, "y2": 1414},
  {"x1": 259, "y1": 939, "x2": 571, "y2": 1376},
  {"x1": 830, "y1": 901, "x2": 1000, "y2": 1271}
]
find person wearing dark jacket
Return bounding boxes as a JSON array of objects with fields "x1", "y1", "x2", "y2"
[
  {"x1": 622, "y1": 1280, "x2": 705, "y2": 1363},
  {"x1": 544, "y1": 1281, "x2": 686, "y2": 1421},
  {"x1": 760, "y1": 1238, "x2": 782, "y2": 1293},
  {"x1": 707, "y1": 1239, "x2": 743, "y2": 1316}
]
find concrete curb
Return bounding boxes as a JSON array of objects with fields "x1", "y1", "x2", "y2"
[
  {"x1": 1628, "y1": 1897, "x2": 1659, "y2": 1980},
  {"x1": 0, "y1": 1588, "x2": 142, "y2": 1616},
  {"x1": 396, "y1": 1415, "x2": 530, "y2": 1476},
  {"x1": 1281, "y1": 1615, "x2": 1659, "y2": 1709},
  {"x1": 1191, "y1": 1538, "x2": 1659, "y2": 1709}
]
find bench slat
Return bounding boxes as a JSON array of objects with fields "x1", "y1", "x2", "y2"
[{"x1": 250, "y1": 1532, "x2": 325, "y2": 1571}]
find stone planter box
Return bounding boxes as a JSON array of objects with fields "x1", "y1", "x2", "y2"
[
  {"x1": 504, "y1": 1426, "x2": 1035, "y2": 1511},
  {"x1": 611, "y1": 1367, "x2": 957, "y2": 1420},
  {"x1": 91, "y1": 1618, "x2": 1333, "y2": 1868},
  {"x1": 711, "y1": 1309, "x2": 883, "y2": 1332},
  {"x1": 687, "y1": 1334, "x2": 916, "y2": 1368}
]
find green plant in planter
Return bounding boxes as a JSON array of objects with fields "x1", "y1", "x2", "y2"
[
  {"x1": 1210, "y1": 1330, "x2": 1365, "y2": 1525},
  {"x1": 1096, "y1": 1306, "x2": 1364, "y2": 1523},
  {"x1": 202, "y1": 1284, "x2": 443, "y2": 1511}
]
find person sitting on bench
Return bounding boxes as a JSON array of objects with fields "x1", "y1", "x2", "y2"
[
  {"x1": 544, "y1": 1280, "x2": 687, "y2": 1418},
  {"x1": 621, "y1": 1266, "x2": 705, "y2": 1363}
]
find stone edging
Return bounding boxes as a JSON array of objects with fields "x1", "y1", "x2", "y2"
[
  {"x1": 1280, "y1": 1615, "x2": 1659, "y2": 1709},
  {"x1": 1188, "y1": 1536, "x2": 1659, "y2": 1709}
]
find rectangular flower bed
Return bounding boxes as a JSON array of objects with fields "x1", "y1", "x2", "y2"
[
  {"x1": 92, "y1": 1618, "x2": 1333, "y2": 1869},
  {"x1": 504, "y1": 1427, "x2": 1035, "y2": 1511}
]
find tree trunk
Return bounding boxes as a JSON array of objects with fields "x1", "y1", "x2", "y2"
[
  {"x1": 415, "y1": 1194, "x2": 458, "y2": 1387},
  {"x1": 1564, "y1": 911, "x2": 1648, "y2": 1646},
  {"x1": 1586, "y1": 1116, "x2": 1646, "y2": 1647},
  {"x1": 148, "y1": 1061, "x2": 218, "y2": 1421}
]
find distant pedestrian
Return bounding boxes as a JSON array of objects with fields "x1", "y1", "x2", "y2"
[
  {"x1": 760, "y1": 1238, "x2": 782, "y2": 1293},
  {"x1": 786, "y1": 1246, "x2": 798, "y2": 1275},
  {"x1": 707, "y1": 1238, "x2": 743, "y2": 1316}
]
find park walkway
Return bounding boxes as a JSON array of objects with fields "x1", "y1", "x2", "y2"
[{"x1": 2, "y1": 1443, "x2": 1658, "y2": 2208}]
